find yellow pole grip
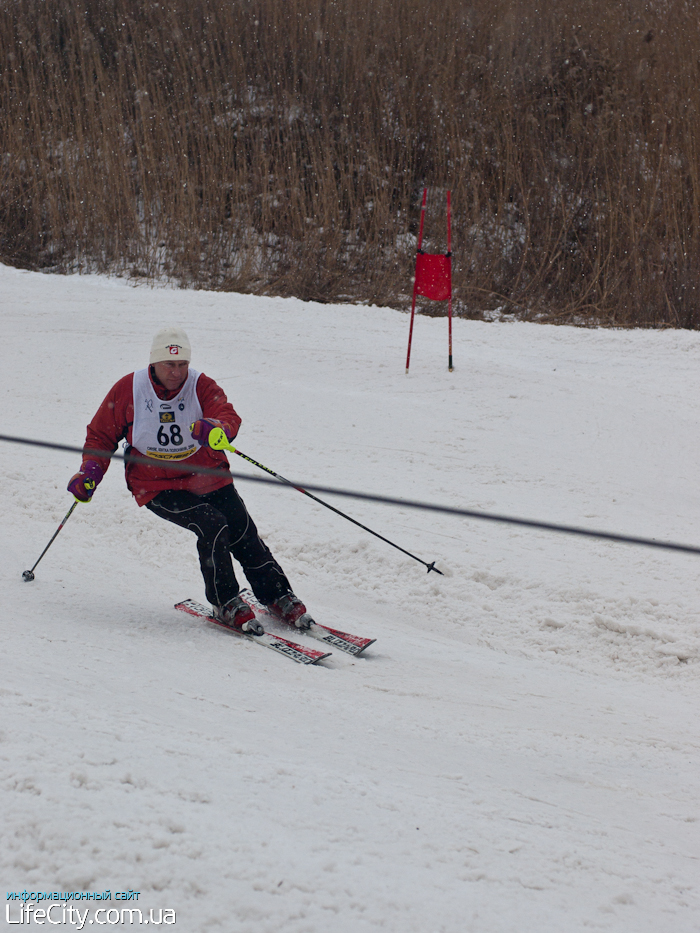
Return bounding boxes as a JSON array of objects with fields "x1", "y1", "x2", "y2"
[{"x1": 208, "y1": 426, "x2": 236, "y2": 453}]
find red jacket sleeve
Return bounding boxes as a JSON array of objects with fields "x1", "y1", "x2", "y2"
[
  {"x1": 195, "y1": 373, "x2": 242, "y2": 440},
  {"x1": 82, "y1": 373, "x2": 135, "y2": 475}
]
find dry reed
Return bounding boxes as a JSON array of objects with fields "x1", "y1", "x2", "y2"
[{"x1": 1, "y1": 0, "x2": 699, "y2": 325}]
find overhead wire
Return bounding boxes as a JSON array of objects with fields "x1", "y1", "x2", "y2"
[{"x1": 2, "y1": 432, "x2": 700, "y2": 559}]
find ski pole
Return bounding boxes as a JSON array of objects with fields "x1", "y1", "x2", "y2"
[
  {"x1": 207, "y1": 427, "x2": 443, "y2": 574},
  {"x1": 22, "y1": 500, "x2": 80, "y2": 581}
]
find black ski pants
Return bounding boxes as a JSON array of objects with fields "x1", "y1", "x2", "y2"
[{"x1": 146, "y1": 484, "x2": 292, "y2": 608}]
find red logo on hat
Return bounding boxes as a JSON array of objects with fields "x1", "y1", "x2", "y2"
[{"x1": 168, "y1": 344, "x2": 181, "y2": 355}]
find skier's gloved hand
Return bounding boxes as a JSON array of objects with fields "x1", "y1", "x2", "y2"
[
  {"x1": 191, "y1": 419, "x2": 233, "y2": 448},
  {"x1": 67, "y1": 461, "x2": 104, "y2": 502}
]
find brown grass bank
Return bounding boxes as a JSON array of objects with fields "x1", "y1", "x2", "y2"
[{"x1": 1, "y1": 0, "x2": 699, "y2": 325}]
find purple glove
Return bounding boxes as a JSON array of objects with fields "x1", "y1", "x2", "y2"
[
  {"x1": 67, "y1": 461, "x2": 104, "y2": 502},
  {"x1": 190, "y1": 419, "x2": 231, "y2": 448}
]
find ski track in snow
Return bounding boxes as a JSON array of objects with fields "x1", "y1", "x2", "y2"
[{"x1": 1, "y1": 264, "x2": 699, "y2": 932}]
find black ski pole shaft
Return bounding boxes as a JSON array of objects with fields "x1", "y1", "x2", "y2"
[
  {"x1": 208, "y1": 429, "x2": 442, "y2": 574},
  {"x1": 22, "y1": 500, "x2": 79, "y2": 581}
]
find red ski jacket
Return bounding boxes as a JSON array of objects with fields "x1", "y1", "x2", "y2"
[{"x1": 81, "y1": 368, "x2": 242, "y2": 506}]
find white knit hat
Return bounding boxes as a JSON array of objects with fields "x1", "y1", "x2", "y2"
[{"x1": 149, "y1": 327, "x2": 192, "y2": 364}]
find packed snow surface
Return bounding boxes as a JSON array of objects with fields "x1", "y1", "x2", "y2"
[{"x1": 2, "y1": 264, "x2": 699, "y2": 932}]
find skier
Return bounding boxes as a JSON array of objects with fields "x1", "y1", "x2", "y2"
[{"x1": 67, "y1": 326, "x2": 314, "y2": 636}]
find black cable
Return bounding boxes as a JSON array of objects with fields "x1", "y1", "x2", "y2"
[{"x1": 2, "y1": 432, "x2": 699, "y2": 558}]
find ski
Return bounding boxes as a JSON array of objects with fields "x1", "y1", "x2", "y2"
[
  {"x1": 174, "y1": 599, "x2": 331, "y2": 665},
  {"x1": 241, "y1": 590, "x2": 376, "y2": 657}
]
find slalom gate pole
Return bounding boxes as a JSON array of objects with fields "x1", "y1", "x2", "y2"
[
  {"x1": 447, "y1": 190, "x2": 453, "y2": 373},
  {"x1": 22, "y1": 499, "x2": 80, "y2": 581},
  {"x1": 405, "y1": 187, "x2": 428, "y2": 374},
  {"x1": 208, "y1": 428, "x2": 443, "y2": 574}
]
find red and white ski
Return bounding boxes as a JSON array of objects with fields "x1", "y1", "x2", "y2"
[
  {"x1": 241, "y1": 590, "x2": 376, "y2": 657},
  {"x1": 174, "y1": 599, "x2": 331, "y2": 665}
]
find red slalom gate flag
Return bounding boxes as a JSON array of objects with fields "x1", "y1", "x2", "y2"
[
  {"x1": 415, "y1": 252, "x2": 452, "y2": 301},
  {"x1": 405, "y1": 188, "x2": 453, "y2": 373}
]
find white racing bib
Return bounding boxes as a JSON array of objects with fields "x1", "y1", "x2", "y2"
[{"x1": 131, "y1": 367, "x2": 203, "y2": 461}]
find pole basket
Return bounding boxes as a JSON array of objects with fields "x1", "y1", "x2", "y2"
[{"x1": 405, "y1": 188, "x2": 453, "y2": 373}]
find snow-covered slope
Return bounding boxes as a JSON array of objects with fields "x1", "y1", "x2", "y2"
[{"x1": 2, "y1": 265, "x2": 699, "y2": 932}]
